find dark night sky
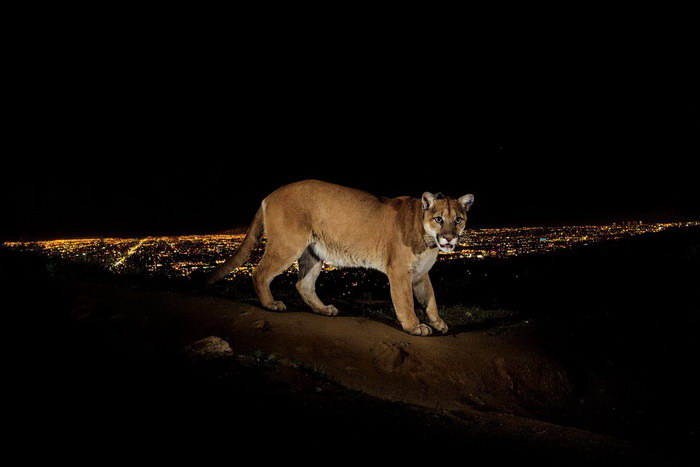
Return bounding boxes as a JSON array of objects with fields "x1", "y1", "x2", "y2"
[{"x1": 3, "y1": 25, "x2": 698, "y2": 241}]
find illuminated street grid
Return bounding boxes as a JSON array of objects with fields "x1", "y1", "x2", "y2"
[{"x1": 3, "y1": 221, "x2": 697, "y2": 280}]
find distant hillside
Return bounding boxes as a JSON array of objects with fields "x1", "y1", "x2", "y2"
[{"x1": 216, "y1": 226, "x2": 248, "y2": 235}]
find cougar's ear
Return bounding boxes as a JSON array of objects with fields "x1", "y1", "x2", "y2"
[
  {"x1": 459, "y1": 194, "x2": 475, "y2": 211},
  {"x1": 422, "y1": 192, "x2": 436, "y2": 211}
]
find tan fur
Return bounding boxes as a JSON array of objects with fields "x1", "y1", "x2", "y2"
[{"x1": 208, "y1": 180, "x2": 474, "y2": 336}]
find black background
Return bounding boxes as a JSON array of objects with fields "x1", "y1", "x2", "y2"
[
  {"x1": 3, "y1": 13, "x2": 700, "y2": 464},
  {"x1": 3, "y1": 17, "x2": 698, "y2": 240}
]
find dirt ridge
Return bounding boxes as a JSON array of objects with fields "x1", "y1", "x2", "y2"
[{"x1": 77, "y1": 283, "x2": 572, "y2": 418}]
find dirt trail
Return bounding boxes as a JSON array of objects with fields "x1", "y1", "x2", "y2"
[
  {"x1": 64, "y1": 282, "x2": 672, "y2": 464},
  {"x1": 76, "y1": 283, "x2": 570, "y2": 418}
]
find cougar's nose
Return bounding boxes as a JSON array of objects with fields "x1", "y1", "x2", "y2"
[{"x1": 442, "y1": 234, "x2": 455, "y2": 242}]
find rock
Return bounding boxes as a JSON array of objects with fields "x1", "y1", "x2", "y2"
[
  {"x1": 370, "y1": 341, "x2": 409, "y2": 372},
  {"x1": 182, "y1": 336, "x2": 233, "y2": 359},
  {"x1": 251, "y1": 318, "x2": 269, "y2": 330}
]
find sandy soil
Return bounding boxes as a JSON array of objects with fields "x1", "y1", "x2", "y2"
[{"x1": 61, "y1": 281, "x2": 670, "y2": 465}]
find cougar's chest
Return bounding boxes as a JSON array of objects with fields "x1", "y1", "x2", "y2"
[{"x1": 411, "y1": 248, "x2": 438, "y2": 277}]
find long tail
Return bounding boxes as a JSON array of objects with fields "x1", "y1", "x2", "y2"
[{"x1": 207, "y1": 206, "x2": 264, "y2": 284}]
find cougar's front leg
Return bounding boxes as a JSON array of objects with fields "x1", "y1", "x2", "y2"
[
  {"x1": 387, "y1": 267, "x2": 432, "y2": 336},
  {"x1": 413, "y1": 274, "x2": 448, "y2": 334}
]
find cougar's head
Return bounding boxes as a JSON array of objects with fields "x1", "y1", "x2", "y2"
[{"x1": 421, "y1": 191, "x2": 474, "y2": 252}]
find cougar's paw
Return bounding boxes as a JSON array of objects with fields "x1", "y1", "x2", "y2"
[
  {"x1": 264, "y1": 301, "x2": 286, "y2": 312},
  {"x1": 408, "y1": 324, "x2": 433, "y2": 336},
  {"x1": 428, "y1": 318, "x2": 449, "y2": 334},
  {"x1": 316, "y1": 304, "x2": 339, "y2": 316}
]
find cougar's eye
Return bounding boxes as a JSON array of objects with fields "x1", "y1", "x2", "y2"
[
  {"x1": 455, "y1": 217, "x2": 463, "y2": 224},
  {"x1": 434, "y1": 216, "x2": 443, "y2": 224}
]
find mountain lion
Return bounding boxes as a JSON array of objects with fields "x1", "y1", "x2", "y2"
[{"x1": 208, "y1": 180, "x2": 474, "y2": 336}]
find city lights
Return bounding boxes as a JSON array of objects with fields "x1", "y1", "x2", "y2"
[{"x1": 3, "y1": 222, "x2": 697, "y2": 280}]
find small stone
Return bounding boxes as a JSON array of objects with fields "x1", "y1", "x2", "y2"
[
  {"x1": 251, "y1": 318, "x2": 269, "y2": 330},
  {"x1": 182, "y1": 336, "x2": 233, "y2": 359}
]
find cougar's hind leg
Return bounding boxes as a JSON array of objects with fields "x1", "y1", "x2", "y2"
[
  {"x1": 296, "y1": 246, "x2": 338, "y2": 316},
  {"x1": 253, "y1": 197, "x2": 313, "y2": 312},
  {"x1": 253, "y1": 239, "x2": 307, "y2": 312}
]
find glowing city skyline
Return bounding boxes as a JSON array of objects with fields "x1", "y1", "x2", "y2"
[{"x1": 4, "y1": 221, "x2": 697, "y2": 280}]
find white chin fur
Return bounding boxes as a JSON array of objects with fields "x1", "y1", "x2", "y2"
[{"x1": 436, "y1": 236, "x2": 457, "y2": 252}]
